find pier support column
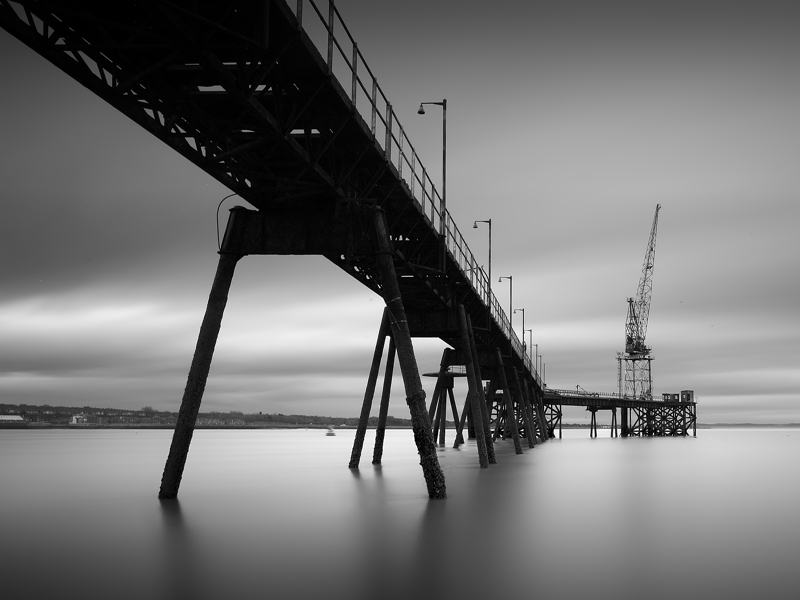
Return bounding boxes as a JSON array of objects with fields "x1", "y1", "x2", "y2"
[
  {"x1": 457, "y1": 305, "x2": 489, "y2": 467},
  {"x1": 372, "y1": 338, "x2": 396, "y2": 464},
  {"x1": 159, "y1": 250, "x2": 243, "y2": 499},
  {"x1": 494, "y1": 348, "x2": 523, "y2": 454},
  {"x1": 349, "y1": 309, "x2": 390, "y2": 468},
  {"x1": 428, "y1": 349, "x2": 451, "y2": 446},
  {"x1": 611, "y1": 407, "x2": 618, "y2": 438},
  {"x1": 466, "y1": 314, "x2": 496, "y2": 463},
  {"x1": 513, "y1": 369, "x2": 535, "y2": 449},
  {"x1": 621, "y1": 407, "x2": 629, "y2": 437},
  {"x1": 446, "y1": 384, "x2": 461, "y2": 447},
  {"x1": 530, "y1": 382, "x2": 548, "y2": 444},
  {"x1": 373, "y1": 209, "x2": 446, "y2": 499}
]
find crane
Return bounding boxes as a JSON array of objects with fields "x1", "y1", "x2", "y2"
[{"x1": 619, "y1": 204, "x2": 661, "y2": 400}]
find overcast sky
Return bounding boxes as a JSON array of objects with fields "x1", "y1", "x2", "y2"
[{"x1": 1, "y1": 0, "x2": 798, "y2": 423}]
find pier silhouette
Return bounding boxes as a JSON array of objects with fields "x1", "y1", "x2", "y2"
[{"x1": 1, "y1": 1, "x2": 694, "y2": 500}]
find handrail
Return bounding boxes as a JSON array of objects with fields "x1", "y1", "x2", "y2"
[
  {"x1": 291, "y1": 0, "x2": 540, "y2": 387},
  {"x1": 546, "y1": 389, "x2": 668, "y2": 402}
]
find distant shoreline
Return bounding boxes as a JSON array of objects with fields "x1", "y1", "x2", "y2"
[{"x1": 3, "y1": 423, "x2": 799, "y2": 430}]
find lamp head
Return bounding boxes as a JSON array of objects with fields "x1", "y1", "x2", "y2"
[
  {"x1": 417, "y1": 104, "x2": 425, "y2": 115},
  {"x1": 473, "y1": 221, "x2": 478, "y2": 228}
]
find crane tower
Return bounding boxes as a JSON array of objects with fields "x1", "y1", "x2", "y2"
[{"x1": 618, "y1": 204, "x2": 661, "y2": 400}]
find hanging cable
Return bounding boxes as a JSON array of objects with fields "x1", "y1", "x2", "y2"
[{"x1": 216, "y1": 193, "x2": 239, "y2": 250}]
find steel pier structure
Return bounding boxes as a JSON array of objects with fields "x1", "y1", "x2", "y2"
[
  {"x1": 0, "y1": 0, "x2": 548, "y2": 499},
  {"x1": 543, "y1": 388, "x2": 698, "y2": 438}
]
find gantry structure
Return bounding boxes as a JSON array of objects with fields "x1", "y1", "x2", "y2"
[
  {"x1": 543, "y1": 388, "x2": 697, "y2": 438},
  {"x1": 1, "y1": 0, "x2": 548, "y2": 499}
]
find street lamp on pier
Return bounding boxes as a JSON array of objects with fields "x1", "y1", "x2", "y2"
[
  {"x1": 417, "y1": 99, "x2": 447, "y2": 236},
  {"x1": 498, "y1": 275, "x2": 512, "y2": 333},
  {"x1": 524, "y1": 328, "x2": 533, "y2": 366},
  {"x1": 472, "y1": 219, "x2": 492, "y2": 295},
  {"x1": 514, "y1": 308, "x2": 525, "y2": 357}
]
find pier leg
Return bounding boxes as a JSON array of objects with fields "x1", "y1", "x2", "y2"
[
  {"x1": 455, "y1": 396, "x2": 471, "y2": 447},
  {"x1": 159, "y1": 251, "x2": 242, "y2": 499},
  {"x1": 349, "y1": 309, "x2": 390, "y2": 468},
  {"x1": 434, "y1": 383, "x2": 446, "y2": 446},
  {"x1": 621, "y1": 407, "x2": 629, "y2": 437},
  {"x1": 428, "y1": 350, "x2": 448, "y2": 422},
  {"x1": 612, "y1": 407, "x2": 618, "y2": 438},
  {"x1": 466, "y1": 402, "x2": 476, "y2": 439},
  {"x1": 457, "y1": 305, "x2": 489, "y2": 467},
  {"x1": 513, "y1": 369, "x2": 535, "y2": 449},
  {"x1": 373, "y1": 209, "x2": 446, "y2": 499},
  {"x1": 533, "y1": 386, "x2": 549, "y2": 444},
  {"x1": 466, "y1": 314, "x2": 496, "y2": 463},
  {"x1": 447, "y1": 387, "x2": 462, "y2": 447},
  {"x1": 494, "y1": 348, "x2": 523, "y2": 454},
  {"x1": 520, "y1": 381, "x2": 538, "y2": 446},
  {"x1": 372, "y1": 338, "x2": 396, "y2": 465}
]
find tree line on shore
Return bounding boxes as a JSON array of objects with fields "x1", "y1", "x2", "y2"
[{"x1": 0, "y1": 402, "x2": 414, "y2": 428}]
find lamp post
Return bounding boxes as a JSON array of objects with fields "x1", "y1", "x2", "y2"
[
  {"x1": 524, "y1": 328, "x2": 532, "y2": 366},
  {"x1": 534, "y1": 343, "x2": 539, "y2": 374},
  {"x1": 417, "y1": 99, "x2": 447, "y2": 236},
  {"x1": 514, "y1": 308, "x2": 525, "y2": 356},
  {"x1": 498, "y1": 275, "x2": 512, "y2": 333},
  {"x1": 472, "y1": 219, "x2": 492, "y2": 296}
]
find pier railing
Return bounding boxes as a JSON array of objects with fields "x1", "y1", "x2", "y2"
[{"x1": 292, "y1": 0, "x2": 539, "y2": 386}]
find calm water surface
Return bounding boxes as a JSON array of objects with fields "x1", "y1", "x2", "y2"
[{"x1": 1, "y1": 427, "x2": 799, "y2": 599}]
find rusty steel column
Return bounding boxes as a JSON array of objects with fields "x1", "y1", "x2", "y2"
[
  {"x1": 457, "y1": 305, "x2": 489, "y2": 468},
  {"x1": 428, "y1": 349, "x2": 449, "y2": 423},
  {"x1": 531, "y1": 382, "x2": 549, "y2": 443},
  {"x1": 159, "y1": 250, "x2": 243, "y2": 499},
  {"x1": 523, "y1": 380, "x2": 542, "y2": 444},
  {"x1": 433, "y1": 384, "x2": 446, "y2": 445},
  {"x1": 349, "y1": 309, "x2": 390, "y2": 468},
  {"x1": 373, "y1": 209, "x2": 446, "y2": 499},
  {"x1": 372, "y1": 337, "x2": 396, "y2": 465},
  {"x1": 494, "y1": 348, "x2": 523, "y2": 454},
  {"x1": 513, "y1": 369, "x2": 535, "y2": 449},
  {"x1": 466, "y1": 314, "x2": 496, "y2": 463},
  {"x1": 621, "y1": 406, "x2": 629, "y2": 437},
  {"x1": 447, "y1": 386, "x2": 461, "y2": 446},
  {"x1": 455, "y1": 396, "x2": 470, "y2": 447}
]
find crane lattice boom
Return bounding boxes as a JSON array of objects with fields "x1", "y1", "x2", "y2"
[{"x1": 625, "y1": 204, "x2": 660, "y2": 355}]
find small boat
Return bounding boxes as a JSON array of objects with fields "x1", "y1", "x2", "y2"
[{"x1": 326, "y1": 427, "x2": 336, "y2": 436}]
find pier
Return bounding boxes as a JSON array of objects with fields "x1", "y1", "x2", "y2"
[
  {"x1": 544, "y1": 388, "x2": 698, "y2": 438},
  {"x1": 1, "y1": 0, "x2": 694, "y2": 500}
]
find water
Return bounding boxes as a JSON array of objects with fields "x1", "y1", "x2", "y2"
[{"x1": 1, "y1": 428, "x2": 799, "y2": 599}]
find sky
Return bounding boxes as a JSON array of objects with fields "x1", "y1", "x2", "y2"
[{"x1": 1, "y1": 0, "x2": 798, "y2": 424}]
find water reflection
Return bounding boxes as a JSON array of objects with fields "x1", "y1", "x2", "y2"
[
  {"x1": 3, "y1": 429, "x2": 800, "y2": 600},
  {"x1": 158, "y1": 498, "x2": 203, "y2": 600}
]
